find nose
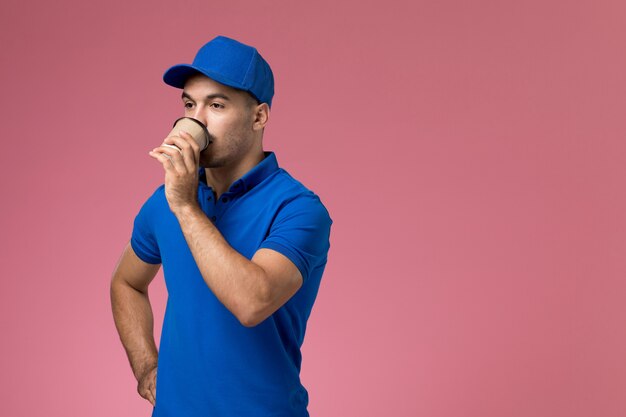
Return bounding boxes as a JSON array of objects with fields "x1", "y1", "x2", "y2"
[{"x1": 190, "y1": 108, "x2": 208, "y2": 128}]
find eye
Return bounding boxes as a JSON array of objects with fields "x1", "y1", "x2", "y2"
[
  {"x1": 210, "y1": 103, "x2": 224, "y2": 109},
  {"x1": 183, "y1": 102, "x2": 194, "y2": 109}
]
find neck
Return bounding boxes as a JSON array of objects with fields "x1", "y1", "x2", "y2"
[{"x1": 204, "y1": 149, "x2": 266, "y2": 199}]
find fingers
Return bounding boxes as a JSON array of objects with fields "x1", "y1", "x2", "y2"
[
  {"x1": 161, "y1": 143, "x2": 183, "y2": 156},
  {"x1": 149, "y1": 370, "x2": 157, "y2": 406},
  {"x1": 149, "y1": 148, "x2": 177, "y2": 172},
  {"x1": 137, "y1": 367, "x2": 158, "y2": 407},
  {"x1": 146, "y1": 387, "x2": 156, "y2": 406},
  {"x1": 162, "y1": 131, "x2": 199, "y2": 169},
  {"x1": 166, "y1": 130, "x2": 200, "y2": 154},
  {"x1": 138, "y1": 385, "x2": 155, "y2": 406},
  {"x1": 138, "y1": 384, "x2": 155, "y2": 405},
  {"x1": 150, "y1": 146, "x2": 192, "y2": 174}
]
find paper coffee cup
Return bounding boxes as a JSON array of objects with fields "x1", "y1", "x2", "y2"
[{"x1": 162, "y1": 117, "x2": 210, "y2": 152}]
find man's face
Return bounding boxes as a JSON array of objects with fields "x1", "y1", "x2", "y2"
[{"x1": 181, "y1": 73, "x2": 260, "y2": 168}]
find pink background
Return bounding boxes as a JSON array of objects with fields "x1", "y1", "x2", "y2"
[{"x1": 1, "y1": 0, "x2": 625, "y2": 416}]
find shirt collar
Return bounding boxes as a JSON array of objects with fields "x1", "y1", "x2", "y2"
[{"x1": 198, "y1": 151, "x2": 279, "y2": 196}]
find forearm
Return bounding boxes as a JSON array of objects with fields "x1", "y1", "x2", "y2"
[
  {"x1": 173, "y1": 203, "x2": 268, "y2": 324},
  {"x1": 110, "y1": 281, "x2": 159, "y2": 379}
]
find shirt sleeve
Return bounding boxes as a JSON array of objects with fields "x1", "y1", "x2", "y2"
[
  {"x1": 130, "y1": 186, "x2": 163, "y2": 264},
  {"x1": 258, "y1": 193, "x2": 333, "y2": 283}
]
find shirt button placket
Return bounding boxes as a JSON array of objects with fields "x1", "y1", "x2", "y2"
[{"x1": 205, "y1": 193, "x2": 216, "y2": 222}]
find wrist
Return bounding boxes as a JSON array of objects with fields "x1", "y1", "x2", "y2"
[
  {"x1": 133, "y1": 358, "x2": 158, "y2": 381},
  {"x1": 171, "y1": 201, "x2": 200, "y2": 217}
]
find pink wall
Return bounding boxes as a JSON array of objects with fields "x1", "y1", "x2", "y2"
[{"x1": 1, "y1": 0, "x2": 625, "y2": 416}]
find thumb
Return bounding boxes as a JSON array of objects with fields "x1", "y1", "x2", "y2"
[{"x1": 153, "y1": 370, "x2": 157, "y2": 398}]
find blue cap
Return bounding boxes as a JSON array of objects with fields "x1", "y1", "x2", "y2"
[{"x1": 163, "y1": 35, "x2": 275, "y2": 108}]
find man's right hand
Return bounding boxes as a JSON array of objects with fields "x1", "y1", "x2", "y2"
[
  {"x1": 110, "y1": 242, "x2": 161, "y2": 407},
  {"x1": 137, "y1": 364, "x2": 158, "y2": 406}
]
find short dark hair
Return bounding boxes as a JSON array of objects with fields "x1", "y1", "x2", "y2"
[{"x1": 245, "y1": 92, "x2": 261, "y2": 108}]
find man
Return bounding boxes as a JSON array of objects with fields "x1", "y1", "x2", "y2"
[{"x1": 110, "y1": 35, "x2": 333, "y2": 417}]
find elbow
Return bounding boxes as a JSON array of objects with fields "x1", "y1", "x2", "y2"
[
  {"x1": 237, "y1": 271, "x2": 272, "y2": 328},
  {"x1": 238, "y1": 302, "x2": 268, "y2": 327},
  {"x1": 239, "y1": 313, "x2": 262, "y2": 328}
]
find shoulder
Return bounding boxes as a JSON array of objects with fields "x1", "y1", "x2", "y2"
[
  {"x1": 149, "y1": 183, "x2": 166, "y2": 201},
  {"x1": 136, "y1": 183, "x2": 167, "y2": 216},
  {"x1": 269, "y1": 169, "x2": 333, "y2": 225}
]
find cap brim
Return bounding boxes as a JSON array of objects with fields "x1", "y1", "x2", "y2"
[{"x1": 162, "y1": 64, "x2": 246, "y2": 92}]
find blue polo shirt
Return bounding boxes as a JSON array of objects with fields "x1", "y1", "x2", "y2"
[{"x1": 130, "y1": 151, "x2": 333, "y2": 417}]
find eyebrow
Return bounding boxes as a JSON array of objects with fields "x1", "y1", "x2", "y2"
[{"x1": 181, "y1": 92, "x2": 231, "y2": 101}]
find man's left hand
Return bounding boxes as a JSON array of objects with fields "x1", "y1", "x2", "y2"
[{"x1": 149, "y1": 130, "x2": 201, "y2": 214}]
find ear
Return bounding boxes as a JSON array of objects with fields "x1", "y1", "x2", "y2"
[{"x1": 251, "y1": 103, "x2": 270, "y2": 132}]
